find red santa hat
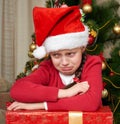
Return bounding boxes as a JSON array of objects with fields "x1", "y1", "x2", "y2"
[{"x1": 33, "y1": 6, "x2": 89, "y2": 59}]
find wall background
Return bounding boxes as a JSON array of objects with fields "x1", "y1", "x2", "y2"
[{"x1": 15, "y1": 0, "x2": 46, "y2": 78}]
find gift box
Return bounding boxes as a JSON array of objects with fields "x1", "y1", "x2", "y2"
[{"x1": 6, "y1": 106, "x2": 113, "y2": 124}]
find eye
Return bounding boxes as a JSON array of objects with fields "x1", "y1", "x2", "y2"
[
  {"x1": 66, "y1": 52, "x2": 75, "y2": 57},
  {"x1": 51, "y1": 53, "x2": 61, "y2": 58}
]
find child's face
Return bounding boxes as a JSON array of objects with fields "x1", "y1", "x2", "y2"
[{"x1": 50, "y1": 47, "x2": 85, "y2": 75}]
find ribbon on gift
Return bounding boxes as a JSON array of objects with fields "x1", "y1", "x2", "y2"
[{"x1": 69, "y1": 111, "x2": 83, "y2": 124}]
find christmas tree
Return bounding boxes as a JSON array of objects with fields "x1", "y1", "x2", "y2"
[{"x1": 17, "y1": 0, "x2": 120, "y2": 123}]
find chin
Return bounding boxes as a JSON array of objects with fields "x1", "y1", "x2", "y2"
[{"x1": 61, "y1": 71, "x2": 74, "y2": 75}]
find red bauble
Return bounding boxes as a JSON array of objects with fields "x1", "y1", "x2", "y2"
[
  {"x1": 110, "y1": 71, "x2": 114, "y2": 76},
  {"x1": 88, "y1": 34, "x2": 95, "y2": 45},
  {"x1": 83, "y1": 0, "x2": 92, "y2": 5}
]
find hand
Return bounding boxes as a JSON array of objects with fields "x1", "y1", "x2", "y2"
[
  {"x1": 7, "y1": 101, "x2": 45, "y2": 111},
  {"x1": 58, "y1": 81, "x2": 89, "y2": 98}
]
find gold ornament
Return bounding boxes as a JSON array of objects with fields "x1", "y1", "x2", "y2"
[
  {"x1": 44, "y1": 54, "x2": 49, "y2": 58},
  {"x1": 90, "y1": 29, "x2": 97, "y2": 37},
  {"x1": 102, "y1": 88, "x2": 108, "y2": 98},
  {"x1": 102, "y1": 61, "x2": 106, "y2": 70},
  {"x1": 82, "y1": 4, "x2": 92, "y2": 14},
  {"x1": 119, "y1": 50, "x2": 120, "y2": 56},
  {"x1": 113, "y1": 24, "x2": 120, "y2": 35},
  {"x1": 28, "y1": 51, "x2": 34, "y2": 58},
  {"x1": 29, "y1": 41, "x2": 36, "y2": 52}
]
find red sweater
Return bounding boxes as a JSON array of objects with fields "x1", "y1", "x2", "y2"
[{"x1": 10, "y1": 55, "x2": 102, "y2": 111}]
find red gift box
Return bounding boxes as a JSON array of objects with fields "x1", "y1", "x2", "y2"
[{"x1": 6, "y1": 106, "x2": 113, "y2": 124}]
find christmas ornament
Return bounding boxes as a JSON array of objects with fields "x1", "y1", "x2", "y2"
[
  {"x1": 119, "y1": 50, "x2": 120, "y2": 56},
  {"x1": 29, "y1": 41, "x2": 36, "y2": 52},
  {"x1": 113, "y1": 24, "x2": 120, "y2": 35},
  {"x1": 28, "y1": 51, "x2": 34, "y2": 58},
  {"x1": 109, "y1": 71, "x2": 114, "y2": 76},
  {"x1": 82, "y1": 4, "x2": 92, "y2": 13},
  {"x1": 102, "y1": 61, "x2": 106, "y2": 70},
  {"x1": 90, "y1": 29, "x2": 97, "y2": 37},
  {"x1": 82, "y1": 0, "x2": 92, "y2": 5},
  {"x1": 102, "y1": 88, "x2": 108, "y2": 98},
  {"x1": 28, "y1": 41, "x2": 36, "y2": 58},
  {"x1": 88, "y1": 34, "x2": 95, "y2": 45}
]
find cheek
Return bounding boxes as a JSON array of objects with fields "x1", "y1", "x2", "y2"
[
  {"x1": 74, "y1": 58, "x2": 82, "y2": 68},
  {"x1": 51, "y1": 57, "x2": 60, "y2": 68},
  {"x1": 72, "y1": 54, "x2": 82, "y2": 67}
]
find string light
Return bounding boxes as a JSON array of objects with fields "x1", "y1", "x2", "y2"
[
  {"x1": 103, "y1": 77, "x2": 120, "y2": 89},
  {"x1": 104, "y1": 60, "x2": 120, "y2": 76},
  {"x1": 113, "y1": 100, "x2": 120, "y2": 113},
  {"x1": 86, "y1": 44, "x2": 98, "y2": 51}
]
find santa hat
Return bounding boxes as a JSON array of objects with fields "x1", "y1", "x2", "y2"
[{"x1": 33, "y1": 6, "x2": 89, "y2": 59}]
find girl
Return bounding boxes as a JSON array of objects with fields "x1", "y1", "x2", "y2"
[{"x1": 7, "y1": 6, "x2": 102, "y2": 111}]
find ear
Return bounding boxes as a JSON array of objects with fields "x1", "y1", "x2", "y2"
[{"x1": 81, "y1": 46, "x2": 86, "y2": 53}]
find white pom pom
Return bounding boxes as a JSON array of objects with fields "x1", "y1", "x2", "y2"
[{"x1": 32, "y1": 46, "x2": 46, "y2": 59}]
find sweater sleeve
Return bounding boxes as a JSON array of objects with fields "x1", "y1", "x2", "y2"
[
  {"x1": 47, "y1": 56, "x2": 103, "y2": 111},
  {"x1": 10, "y1": 60, "x2": 59, "y2": 102}
]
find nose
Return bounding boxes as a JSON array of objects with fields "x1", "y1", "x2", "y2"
[{"x1": 61, "y1": 56, "x2": 69, "y2": 66}]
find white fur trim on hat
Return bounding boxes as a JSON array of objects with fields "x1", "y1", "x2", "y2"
[
  {"x1": 44, "y1": 26, "x2": 89, "y2": 53},
  {"x1": 32, "y1": 46, "x2": 46, "y2": 59}
]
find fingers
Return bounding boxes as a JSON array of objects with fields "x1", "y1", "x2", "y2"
[
  {"x1": 7, "y1": 102, "x2": 45, "y2": 111},
  {"x1": 7, "y1": 101, "x2": 24, "y2": 111},
  {"x1": 79, "y1": 81, "x2": 90, "y2": 93}
]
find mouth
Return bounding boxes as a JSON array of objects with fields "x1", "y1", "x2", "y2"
[{"x1": 61, "y1": 67, "x2": 73, "y2": 72}]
